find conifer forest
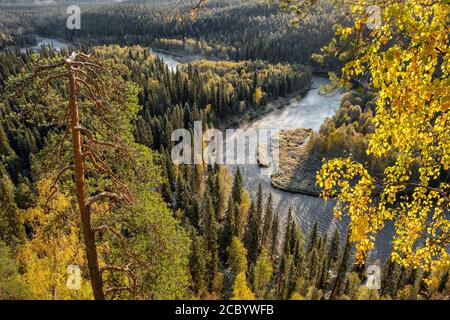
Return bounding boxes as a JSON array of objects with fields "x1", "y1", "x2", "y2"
[{"x1": 0, "y1": 0, "x2": 448, "y2": 305}]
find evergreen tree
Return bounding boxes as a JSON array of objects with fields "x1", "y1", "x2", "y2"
[
  {"x1": 381, "y1": 258, "x2": 398, "y2": 297},
  {"x1": 189, "y1": 234, "x2": 207, "y2": 297},
  {"x1": 330, "y1": 229, "x2": 352, "y2": 300},
  {"x1": 231, "y1": 167, "x2": 244, "y2": 205},
  {"x1": 220, "y1": 196, "x2": 235, "y2": 260},
  {"x1": 270, "y1": 213, "x2": 279, "y2": 260},
  {"x1": 201, "y1": 195, "x2": 220, "y2": 292},
  {"x1": 307, "y1": 221, "x2": 318, "y2": 254},
  {"x1": 274, "y1": 248, "x2": 292, "y2": 300},
  {"x1": 256, "y1": 183, "x2": 263, "y2": 220},
  {"x1": 0, "y1": 166, "x2": 24, "y2": 246},
  {"x1": 328, "y1": 228, "x2": 340, "y2": 268},
  {"x1": 261, "y1": 193, "x2": 274, "y2": 251},
  {"x1": 317, "y1": 258, "x2": 329, "y2": 290},
  {"x1": 243, "y1": 201, "x2": 262, "y2": 267},
  {"x1": 438, "y1": 269, "x2": 449, "y2": 293}
]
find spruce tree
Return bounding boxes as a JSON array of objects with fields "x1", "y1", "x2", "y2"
[
  {"x1": 243, "y1": 201, "x2": 262, "y2": 267},
  {"x1": 220, "y1": 197, "x2": 235, "y2": 259},
  {"x1": 256, "y1": 183, "x2": 263, "y2": 219},
  {"x1": 328, "y1": 228, "x2": 340, "y2": 268},
  {"x1": 231, "y1": 167, "x2": 244, "y2": 205},
  {"x1": 438, "y1": 269, "x2": 449, "y2": 293},
  {"x1": 0, "y1": 166, "x2": 24, "y2": 246},
  {"x1": 381, "y1": 258, "x2": 398, "y2": 297},
  {"x1": 330, "y1": 229, "x2": 352, "y2": 300},
  {"x1": 270, "y1": 213, "x2": 279, "y2": 260},
  {"x1": 261, "y1": 193, "x2": 273, "y2": 251},
  {"x1": 201, "y1": 195, "x2": 219, "y2": 292},
  {"x1": 307, "y1": 221, "x2": 318, "y2": 254},
  {"x1": 189, "y1": 234, "x2": 207, "y2": 297},
  {"x1": 274, "y1": 245, "x2": 292, "y2": 300}
]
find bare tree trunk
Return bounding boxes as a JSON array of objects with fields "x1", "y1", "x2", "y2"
[{"x1": 67, "y1": 63, "x2": 105, "y2": 300}]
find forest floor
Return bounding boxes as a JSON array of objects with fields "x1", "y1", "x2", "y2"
[{"x1": 270, "y1": 128, "x2": 322, "y2": 196}]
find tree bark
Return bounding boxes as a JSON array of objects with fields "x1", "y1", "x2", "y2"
[{"x1": 67, "y1": 63, "x2": 105, "y2": 300}]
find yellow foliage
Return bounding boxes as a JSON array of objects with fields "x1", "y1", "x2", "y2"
[
  {"x1": 253, "y1": 87, "x2": 264, "y2": 106},
  {"x1": 17, "y1": 179, "x2": 92, "y2": 300},
  {"x1": 231, "y1": 273, "x2": 255, "y2": 300},
  {"x1": 316, "y1": 0, "x2": 449, "y2": 271}
]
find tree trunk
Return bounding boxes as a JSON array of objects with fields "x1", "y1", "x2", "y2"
[{"x1": 67, "y1": 63, "x2": 105, "y2": 300}]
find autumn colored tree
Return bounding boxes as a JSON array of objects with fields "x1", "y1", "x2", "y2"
[
  {"x1": 12, "y1": 51, "x2": 191, "y2": 300},
  {"x1": 231, "y1": 272, "x2": 255, "y2": 300},
  {"x1": 17, "y1": 180, "x2": 92, "y2": 300},
  {"x1": 252, "y1": 249, "x2": 273, "y2": 299},
  {"x1": 280, "y1": 0, "x2": 450, "y2": 270},
  {"x1": 227, "y1": 236, "x2": 248, "y2": 276}
]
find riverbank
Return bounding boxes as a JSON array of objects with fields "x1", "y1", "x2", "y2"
[
  {"x1": 224, "y1": 81, "x2": 313, "y2": 130},
  {"x1": 270, "y1": 129, "x2": 322, "y2": 196},
  {"x1": 152, "y1": 48, "x2": 204, "y2": 64}
]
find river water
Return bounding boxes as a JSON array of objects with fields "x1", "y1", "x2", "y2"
[
  {"x1": 30, "y1": 37, "x2": 393, "y2": 262},
  {"x1": 225, "y1": 78, "x2": 393, "y2": 263}
]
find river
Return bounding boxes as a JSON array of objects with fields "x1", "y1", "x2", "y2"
[
  {"x1": 224, "y1": 78, "x2": 393, "y2": 263},
  {"x1": 30, "y1": 36, "x2": 393, "y2": 262}
]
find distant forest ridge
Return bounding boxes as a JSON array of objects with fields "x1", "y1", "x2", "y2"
[{"x1": 0, "y1": 0, "x2": 192, "y2": 5}]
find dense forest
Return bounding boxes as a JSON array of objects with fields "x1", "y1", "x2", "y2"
[
  {"x1": 0, "y1": 1, "x2": 342, "y2": 69},
  {"x1": 0, "y1": 0, "x2": 449, "y2": 301}
]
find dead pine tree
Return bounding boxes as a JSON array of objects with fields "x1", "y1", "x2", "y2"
[{"x1": 19, "y1": 51, "x2": 135, "y2": 300}]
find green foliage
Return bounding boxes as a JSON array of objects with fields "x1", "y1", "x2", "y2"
[
  {"x1": 107, "y1": 189, "x2": 191, "y2": 299},
  {"x1": 0, "y1": 241, "x2": 31, "y2": 299},
  {"x1": 0, "y1": 166, "x2": 24, "y2": 246},
  {"x1": 252, "y1": 250, "x2": 273, "y2": 299}
]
